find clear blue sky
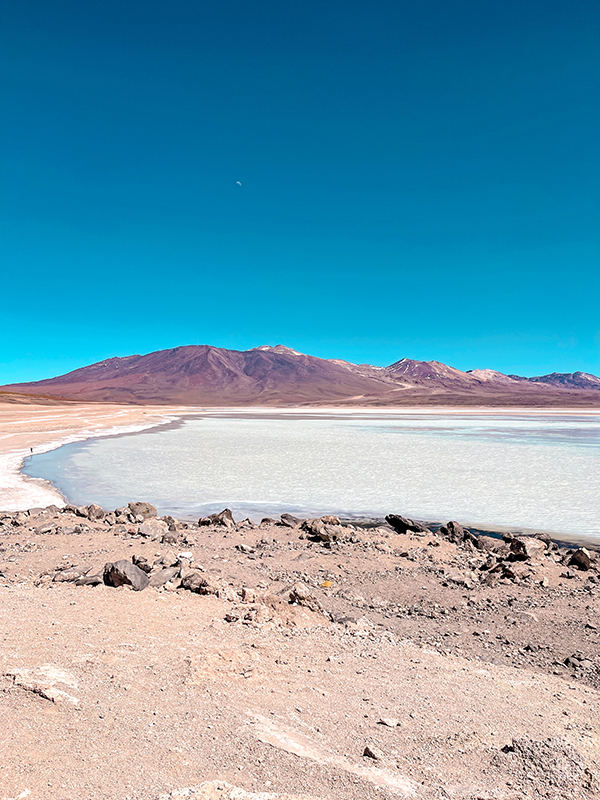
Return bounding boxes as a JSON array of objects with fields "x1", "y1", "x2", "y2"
[{"x1": 1, "y1": 0, "x2": 598, "y2": 383}]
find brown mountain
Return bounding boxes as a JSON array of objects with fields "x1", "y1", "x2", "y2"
[
  {"x1": 527, "y1": 371, "x2": 600, "y2": 390},
  {"x1": 1, "y1": 345, "x2": 395, "y2": 405},
  {"x1": 2, "y1": 345, "x2": 599, "y2": 407}
]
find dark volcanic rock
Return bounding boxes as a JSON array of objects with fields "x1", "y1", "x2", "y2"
[
  {"x1": 280, "y1": 513, "x2": 302, "y2": 528},
  {"x1": 86, "y1": 504, "x2": 105, "y2": 521},
  {"x1": 363, "y1": 745, "x2": 385, "y2": 761},
  {"x1": 198, "y1": 508, "x2": 235, "y2": 529},
  {"x1": 180, "y1": 572, "x2": 220, "y2": 595},
  {"x1": 534, "y1": 531, "x2": 557, "y2": 550},
  {"x1": 132, "y1": 555, "x2": 153, "y2": 573},
  {"x1": 477, "y1": 535, "x2": 503, "y2": 552},
  {"x1": 128, "y1": 502, "x2": 157, "y2": 520},
  {"x1": 568, "y1": 548, "x2": 592, "y2": 571},
  {"x1": 300, "y1": 518, "x2": 341, "y2": 543},
  {"x1": 510, "y1": 536, "x2": 546, "y2": 560},
  {"x1": 436, "y1": 520, "x2": 479, "y2": 548},
  {"x1": 103, "y1": 560, "x2": 149, "y2": 591},
  {"x1": 385, "y1": 514, "x2": 430, "y2": 534}
]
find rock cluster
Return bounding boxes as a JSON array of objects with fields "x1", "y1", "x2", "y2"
[
  {"x1": 2, "y1": 495, "x2": 600, "y2": 800},
  {"x1": 1, "y1": 501, "x2": 599, "y2": 690}
]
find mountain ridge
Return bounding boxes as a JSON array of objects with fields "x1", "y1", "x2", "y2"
[{"x1": 2, "y1": 344, "x2": 599, "y2": 407}]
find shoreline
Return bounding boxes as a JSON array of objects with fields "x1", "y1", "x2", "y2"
[
  {"x1": 2, "y1": 401, "x2": 599, "y2": 549},
  {"x1": 0, "y1": 402, "x2": 204, "y2": 511}
]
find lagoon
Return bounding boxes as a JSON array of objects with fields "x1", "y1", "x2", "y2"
[{"x1": 23, "y1": 409, "x2": 600, "y2": 539}]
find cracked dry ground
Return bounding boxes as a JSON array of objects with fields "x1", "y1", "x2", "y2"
[{"x1": 1, "y1": 507, "x2": 599, "y2": 800}]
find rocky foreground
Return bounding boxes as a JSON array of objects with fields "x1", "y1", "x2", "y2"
[{"x1": 1, "y1": 503, "x2": 599, "y2": 799}]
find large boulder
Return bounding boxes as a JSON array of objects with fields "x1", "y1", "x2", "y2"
[
  {"x1": 128, "y1": 501, "x2": 157, "y2": 520},
  {"x1": 86, "y1": 503, "x2": 105, "y2": 521},
  {"x1": 510, "y1": 537, "x2": 546, "y2": 560},
  {"x1": 385, "y1": 514, "x2": 430, "y2": 534},
  {"x1": 138, "y1": 519, "x2": 169, "y2": 540},
  {"x1": 568, "y1": 548, "x2": 592, "y2": 571},
  {"x1": 198, "y1": 508, "x2": 235, "y2": 528},
  {"x1": 436, "y1": 520, "x2": 480, "y2": 548},
  {"x1": 103, "y1": 560, "x2": 149, "y2": 591}
]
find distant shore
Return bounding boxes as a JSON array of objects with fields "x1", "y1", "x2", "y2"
[
  {"x1": 1, "y1": 401, "x2": 599, "y2": 548},
  {"x1": 0, "y1": 402, "x2": 200, "y2": 511}
]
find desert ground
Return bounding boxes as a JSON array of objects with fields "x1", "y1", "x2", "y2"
[{"x1": 0, "y1": 403, "x2": 599, "y2": 800}]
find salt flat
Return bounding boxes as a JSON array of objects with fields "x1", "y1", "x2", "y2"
[
  {"x1": 0, "y1": 403, "x2": 195, "y2": 511},
  {"x1": 21, "y1": 407, "x2": 600, "y2": 541}
]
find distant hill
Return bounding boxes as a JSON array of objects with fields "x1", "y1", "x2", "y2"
[
  {"x1": 2, "y1": 344, "x2": 599, "y2": 406},
  {"x1": 527, "y1": 372, "x2": 600, "y2": 390}
]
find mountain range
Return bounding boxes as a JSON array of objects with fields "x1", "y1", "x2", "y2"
[{"x1": 2, "y1": 344, "x2": 599, "y2": 406}]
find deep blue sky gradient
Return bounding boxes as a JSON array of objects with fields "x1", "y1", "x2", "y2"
[{"x1": 1, "y1": 0, "x2": 599, "y2": 382}]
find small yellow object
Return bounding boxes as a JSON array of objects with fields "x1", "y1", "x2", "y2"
[{"x1": 321, "y1": 580, "x2": 333, "y2": 588}]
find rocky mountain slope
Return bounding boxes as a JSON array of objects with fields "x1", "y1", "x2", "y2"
[{"x1": 2, "y1": 344, "x2": 599, "y2": 406}]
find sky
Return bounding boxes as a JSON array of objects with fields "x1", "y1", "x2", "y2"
[{"x1": 1, "y1": 0, "x2": 599, "y2": 383}]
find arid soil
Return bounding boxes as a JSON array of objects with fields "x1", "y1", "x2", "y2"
[{"x1": 1, "y1": 502, "x2": 599, "y2": 800}]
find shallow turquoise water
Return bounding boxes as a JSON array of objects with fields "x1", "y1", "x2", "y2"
[{"x1": 23, "y1": 410, "x2": 600, "y2": 538}]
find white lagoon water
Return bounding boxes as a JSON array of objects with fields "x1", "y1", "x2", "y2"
[{"x1": 23, "y1": 410, "x2": 600, "y2": 539}]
